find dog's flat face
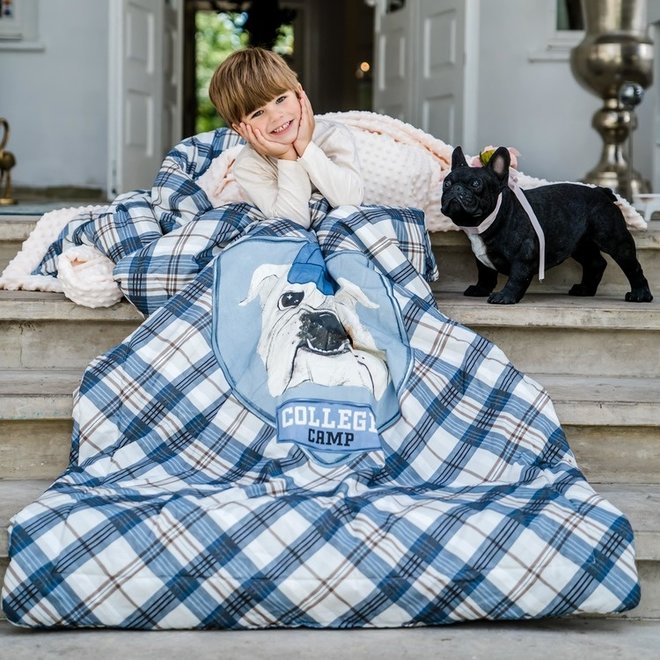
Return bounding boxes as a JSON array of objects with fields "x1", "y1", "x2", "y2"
[
  {"x1": 241, "y1": 263, "x2": 390, "y2": 400},
  {"x1": 440, "y1": 146, "x2": 509, "y2": 228}
]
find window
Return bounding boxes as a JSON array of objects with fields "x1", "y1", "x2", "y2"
[
  {"x1": 0, "y1": 0, "x2": 41, "y2": 49},
  {"x1": 529, "y1": 0, "x2": 584, "y2": 62},
  {"x1": 0, "y1": 0, "x2": 22, "y2": 39},
  {"x1": 556, "y1": 0, "x2": 584, "y2": 31}
]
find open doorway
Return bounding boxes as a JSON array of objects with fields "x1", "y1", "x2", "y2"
[{"x1": 182, "y1": 0, "x2": 374, "y2": 138}]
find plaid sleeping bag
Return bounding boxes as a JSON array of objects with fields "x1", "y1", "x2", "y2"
[{"x1": 1, "y1": 128, "x2": 640, "y2": 629}]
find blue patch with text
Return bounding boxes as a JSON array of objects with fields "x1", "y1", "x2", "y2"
[{"x1": 277, "y1": 399, "x2": 382, "y2": 454}]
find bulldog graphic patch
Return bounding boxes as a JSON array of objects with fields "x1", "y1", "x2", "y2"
[{"x1": 212, "y1": 236, "x2": 411, "y2": 463}]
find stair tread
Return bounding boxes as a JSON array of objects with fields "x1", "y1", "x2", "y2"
[
  {"x1": 533, "y1": 374, "x2": 660, "y2": 405},
  {"x1": 2, "y1": 369, "x2": 658, "y2": 423},
  {"x1": 533, "y1": 374, "x2": 660, "y2": 426},
  {"x1": 0, "y1": 290, "x2": 142, "y2": 321},
  {"x1": 0, "y1": 216, "x2": 42, "y2": 242},
  {"x1": 2, "y1": 368, "x2": 658, "y2": 396},
  {"x1": 1, "y1": 289, "x2": 659, "y2": 328},
  {"x1": 432, "y1": 291, "x2": 660, "y2": 329},
  {"x1": 0, "y1": 480, "x2": 658, "y2": 562},
  {"x1": 0, "y1": 369, "x2": 82, "y2": 420},
  {"x1": 0, "y1": 368, "x2": 83, "y2": 396}
]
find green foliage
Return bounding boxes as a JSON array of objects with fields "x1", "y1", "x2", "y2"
[
  {"x1": 195, "y1": 11, "x2": 295, "y2": 134},
  {"x1": 195, "y1": 12, "x2": 248, "y2": 133},
  {"x1": 273, "y1": 23, "x2": 294, "y2": 58}
]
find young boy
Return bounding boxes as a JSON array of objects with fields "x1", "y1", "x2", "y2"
[{"x1": 209, "y1": 47, "x2": 363, "y2": 228}]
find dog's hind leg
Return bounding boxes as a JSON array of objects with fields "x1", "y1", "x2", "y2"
[
  {"x1": 569, "y1": 237, "x2": 607, "y2": 296},
  {"x1": 464, "y1": 258, "x2": 498, "y2": 297},
  {"x1": 595, "y1": 220, "x2": 653, "y2": 302}
]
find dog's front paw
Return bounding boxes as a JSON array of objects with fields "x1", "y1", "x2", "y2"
[
  {"x1": 625, "y1": 288, "x2": 654, "y2": 303},
  {"x1": 464, "y1": 284, "x2": 491, "y2": 297},
  {"x1": 487, "y1": 291, "x2": 518, "y2": 304}
]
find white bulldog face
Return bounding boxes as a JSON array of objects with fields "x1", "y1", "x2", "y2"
[{"x1": 240, "y1": 263, "x2": 390, "y2": 399}]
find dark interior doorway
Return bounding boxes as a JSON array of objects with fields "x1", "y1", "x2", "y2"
[{"x1": 182, "y1": 0, "x2": 374, "y2": 138}]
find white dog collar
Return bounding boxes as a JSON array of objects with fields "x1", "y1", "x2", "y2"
[
  {"x1": 459, "y1": 174, "x2": 546, "y2": 281},
  {"x1": 461, "y1": 193, "x2": 503, "y2": 237}
]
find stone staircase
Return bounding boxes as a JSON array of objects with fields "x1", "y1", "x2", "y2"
[{"x1": 0, "y1": 214, "x2": 659, "y2": 655}]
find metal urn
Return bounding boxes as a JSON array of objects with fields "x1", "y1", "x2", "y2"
[
  {"x1": 570, "y1": 0, "x2": 654, "y2": 199},
  {"x1": 0, "y1": 117, "x2": 17, "y2": 206}
]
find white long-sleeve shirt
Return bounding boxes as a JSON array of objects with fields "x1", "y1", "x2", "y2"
[{"x1": 233, "y1": 119, "x2": 364, "y2": 228}]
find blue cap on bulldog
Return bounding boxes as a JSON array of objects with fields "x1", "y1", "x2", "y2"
[{"x1": 287, "y1": 243, "x2": 337, "y2": 295}]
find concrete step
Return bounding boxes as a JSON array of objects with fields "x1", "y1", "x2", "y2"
[
  {"x1": 5, "y1": 370, "x2": 655, "y2": 426},
  {"x1": 538, "y1": 374, "x2": 660, "y2": 485},
  {"x1": 0, "y1": 291, "x2": 142, "y2": 369},
  {"x1": 1, "y1": 619, "x2": 659, "y2": 660},
  {"x1": 0, "y1": 369, "x2": 78, "y2": 480},
  {"x1": 430, "y1": 220, "x2": 660, "y2": 296},
  {"x1": 2, "y1": 199, "x2": 660, "y2": 650},
  {"x1": 1, "y1": 366, "x2": 659, "y2": 482},
  {"x1": 4, "y1": 217, "x2": 659, "y2": 296},
  {"x1": 434, "y1": 292, "x2": 660, "y2": 377},
  {"x1": 0, "y1": 207, "x2": 104, "y2": 273},
  {"x1": 0, "y1": 217, "x2": 36, "y2": 274},
  {"x1": 1, "y1": 480, "x2": 658, "y2": 624},
  {"x1": 2, "y1": 289, "x2": 659, "y2": 376}
]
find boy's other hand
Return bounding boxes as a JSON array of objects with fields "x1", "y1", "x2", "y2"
[{"x1": 293, "y1": 89, "x2": 315, "y2": 157}]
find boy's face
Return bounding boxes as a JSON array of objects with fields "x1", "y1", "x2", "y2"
[{"x1": 238, "y1": 90, "x2": 301, "y2": 145}]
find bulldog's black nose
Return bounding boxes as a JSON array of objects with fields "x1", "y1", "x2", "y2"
[{"x1": 299, "y1": 311, "x2": 350, "y2": 354}]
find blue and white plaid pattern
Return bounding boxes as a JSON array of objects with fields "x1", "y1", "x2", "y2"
[
  {"x1": 33, "y1": 128, "x2": 437, "y2": 316},
  {"x1": 3, "y1": 130, "x2": 639, "y2": 629}
]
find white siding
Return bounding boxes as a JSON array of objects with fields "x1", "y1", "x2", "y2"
[
  {"x1": 0, "y1": 0, "x2": 109, "y2": 191},
  {"x1": 1, "y1": 0, "x2": 657, "y2": 192},
  {"x1": 473, "y1": 0, "x2": 655, "y2": 185}
]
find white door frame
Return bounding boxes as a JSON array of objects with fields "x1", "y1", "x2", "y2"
[
  {"x1": 107, "y1": 0, "x2": 123, "y2": 197},
  {"x1": 107, "y1": 0, "x2": 183, "y2": 197},
  {"x1": 371, "y1": 0, "x2": 479, "y2": 149}
]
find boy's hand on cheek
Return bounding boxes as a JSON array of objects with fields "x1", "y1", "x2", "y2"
[
  {"x1": 294, "y1": 90, "x2": 315, "y2": 157},
  {"x1": 238, "y1": 123, "x2": 296, "y2": 160}
]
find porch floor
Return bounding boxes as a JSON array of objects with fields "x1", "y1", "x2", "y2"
[{"x1": 2, "y1": 617, "x2": 659, "y2": 659}]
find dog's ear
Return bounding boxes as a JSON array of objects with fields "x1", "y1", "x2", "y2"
[
  {"x1": 487, "y1": 147, "x2": 511, "y2": 181},
  {"x1": 334, "y1": 278, "x2": 384, "y2": 356},
  {"x1": 451, "y1": 146, "x2": 468, "y2": 170},
  {"x1": 240, "y1": 263, "x2": 289, "y2": 306},
  {"x1": 335, "y1": 277, "x2": 379, "y2": 310}
]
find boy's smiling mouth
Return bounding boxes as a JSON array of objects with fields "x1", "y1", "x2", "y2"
[{"x1": 271, "y1": 120, "x2": 293, "y2": 135}]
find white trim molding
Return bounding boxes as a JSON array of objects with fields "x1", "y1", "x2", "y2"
[
  {"x1": 527, "y1": 1, "x2": 583, "y2": 62},
  {"x1": 528, "y1": 29, "x2": 583, "y2": 62}
]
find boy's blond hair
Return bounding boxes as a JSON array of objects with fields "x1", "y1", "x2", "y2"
[{"x1": 209, "y1": 47, "x2": 299, "y2": 128}]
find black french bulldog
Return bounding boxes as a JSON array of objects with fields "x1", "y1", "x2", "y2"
[{"x1": 440, "y1": 146, "x2": 653, "y2": 304}]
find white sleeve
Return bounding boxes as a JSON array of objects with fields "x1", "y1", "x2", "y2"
[
  {"x1": 297, "y1": 124, "x2": 364, "y2": 208},
  {"x1": 233, "y1": 148, "x2": 312, "y2": 228}
]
